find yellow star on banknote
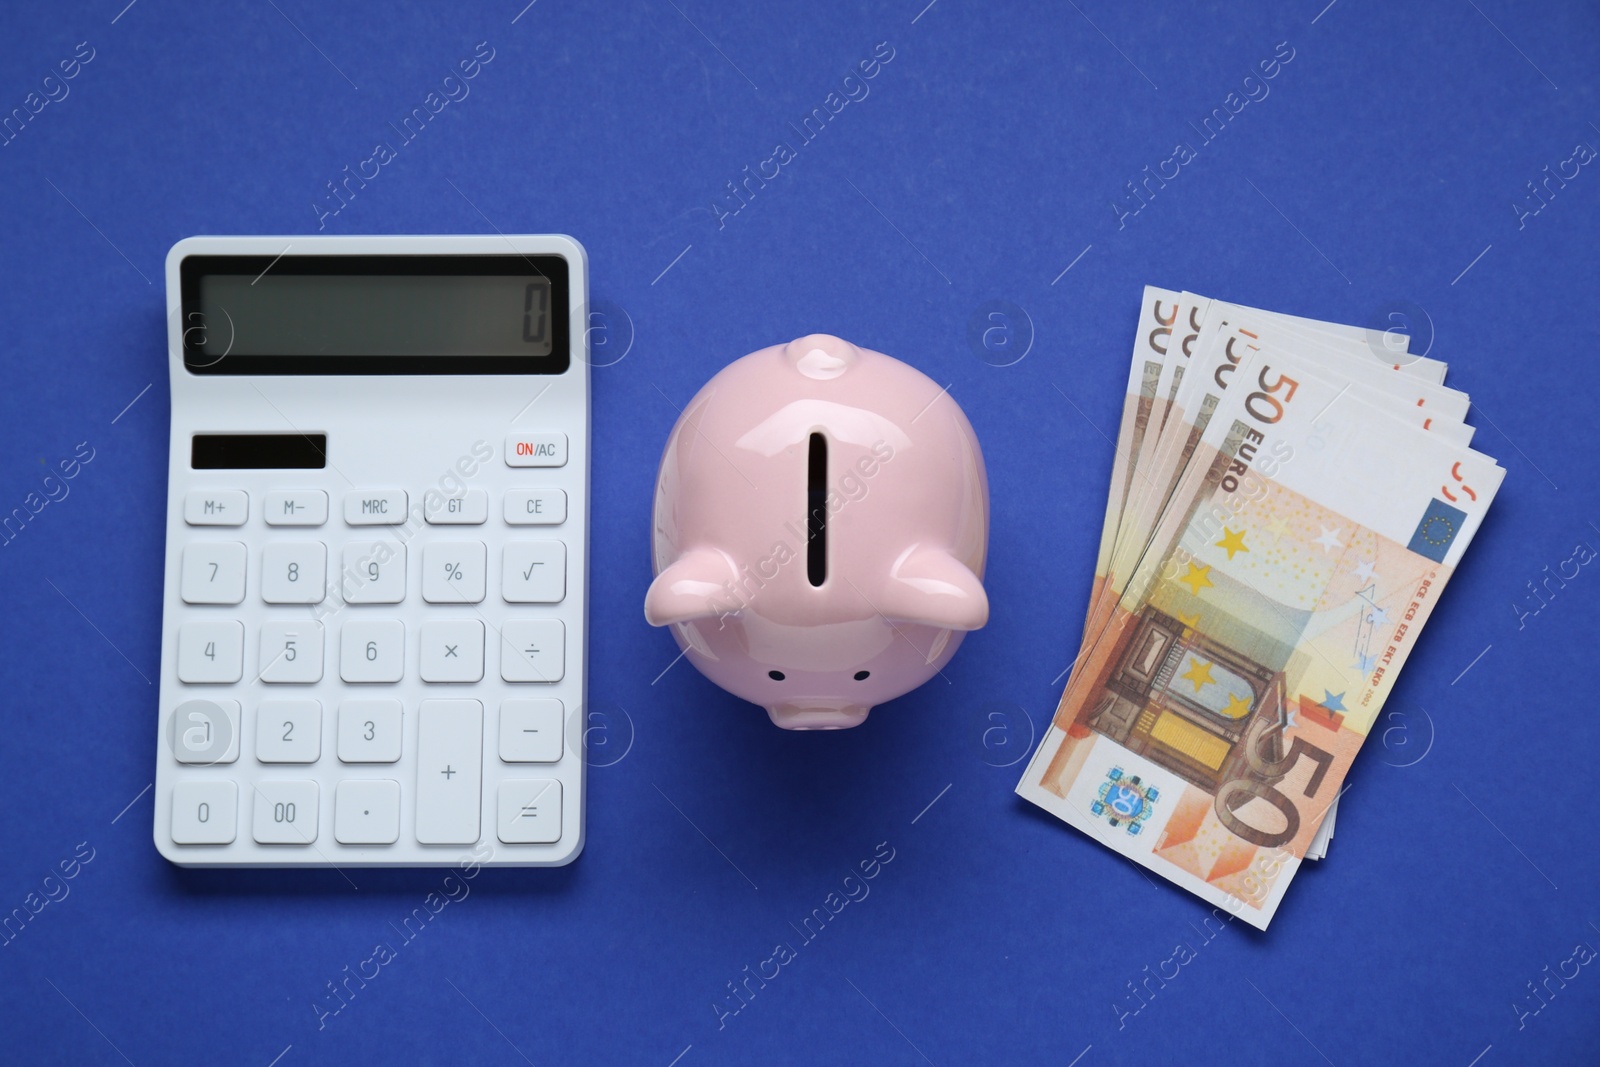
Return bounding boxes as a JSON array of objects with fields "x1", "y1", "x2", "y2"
[
  {"x1": 1178, "y1": 560, "x2": 1213, "y2": 596},
  {"x1": 1179, "y1": 656, "x2": 1215, "y2": 693},
  {"x1": 1215, "y1": 527, "x2": 1249, "y2": 560},
  {"x1": 1220, "y1": 692, "x2": 1252, "y2": 719},
  {"x1": 1265, "y1": 516, "x2": 1291, "y2": 542},
  {"x1": 1175, "y1": 610, "x2": 1201, "y2": 630}
]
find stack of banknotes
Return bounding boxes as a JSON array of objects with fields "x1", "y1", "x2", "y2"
[{"x1": 1016, "y1": 287, "x2": 1502, "y2": 928}]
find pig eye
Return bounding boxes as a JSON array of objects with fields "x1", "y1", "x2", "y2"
[
  {"x1": 853, "y1": 670, "x2": 870, "y2": 680},
  {"x1": 768, "y1": 670, "x2": 785, "y2": 681}
]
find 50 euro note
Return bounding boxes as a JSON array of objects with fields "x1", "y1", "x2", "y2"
[
  {"x1": 1113, "y1": 294, "x2": 1210, "y2": 577},
  {"x1": 1080, "y1": 287, "x2": 1182, "y2": 635},
  {"x1": 1093, "y1": 298, "x2": 1438, "y2": 645},
  {"x1": 1226, "y1": 299, "x2": 1449, "y2": 383},
  {"x1": 1093, "y1": 311, "x2": 1470, "y2": 672},
  {"x1": 1085, "y1": 300, "x2": 1455, "y2": 860},
  {"x1": 1017, "y1": 345, "x2": 1502, "y2": 927},
  {"x1": 1104, "y1": 313, "x2": 1470, "y2": 860},
  {"x1": 1078, "y1": 293, "x2": 1210, "y2": 640}
]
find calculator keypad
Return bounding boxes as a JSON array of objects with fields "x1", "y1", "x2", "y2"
[
  {"x1": 163, "y1": 484, "x2": 579, "y2": 865},
  {"x1": 252, "y1": 780, "x2": 319, "y2": 844},
  {"x1": 340, "y1": 620, "x2": 406, "y2": 683},
  {"x1": 415, "y1": 699, "x2": 483, "y2": 845},
  {"x1": 171, "y1": 780, "x2": 238, "y2": 843},
  {"x1": 344, "y1": 489, "x2": 408, "y2": 525},
  {"x1": 256, "y1": 700, "x2": 322, "y2": 762},
  {"x1": 343, "y1": 543, "x2": 406, "y2": 603},
  {"x1": 502, "y1": 541, "x2": 566, "y2": 603},
  {"x1": 181, "y1": 543, "x2": 247, "y2": 604},
  {"x1": 184, "y1": 490, "x2": 248, "y2": 526},
  {"x1": 264, "y1": 490, "x2": 327, "y2": 526},
  {"x1": 338, "y1": 699, "x2": 403, "y2": 763},
  {"x1": 419, "y1": 620, "x2": 485, "y2": 683},
  {"x1": 425, "y1": 489, "x2": 488, "y2": 525},
  {"x1": 499, "y1": 620, "x2": 566, "y2": 682},
  {"x1": 259, "y1": 621, "x2": 324, "y2": 683},
  {"x1": 504, "y1": 489, "x2": 566, "y2": 525},
  {"x1": 261, "y1": 542, "x2": 327, "y2": 604},
  {"x1": 335, "y1": 780, "x2": 402, "y2": 844},
  {"x1": 422, "y1": 542, "x2": 487, "y2": 603},
  {"x1": 168, "y1": 698, "x2": 239, "y2": 764},
  {"x1": 499, "y1": 699, "x2": 563, "y2": 762},
  {"x1": 497, "y1": 780, "x2": 562, "y2": 843},
  {"x1": 178, "y1": 620, "x2": 245, "y2": 683}
]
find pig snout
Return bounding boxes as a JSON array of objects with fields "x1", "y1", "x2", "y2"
[{"x1": 769, "y1": 703, "x2": 870, "y2": 730}]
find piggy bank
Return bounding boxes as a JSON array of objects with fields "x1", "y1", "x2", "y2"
[{"x1": 644, "y1": 334, "x2": 989, "y2": 729}]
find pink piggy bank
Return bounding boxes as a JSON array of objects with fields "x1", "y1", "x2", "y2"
[{"x1": 644, "y1": 334, "x2": 989, "y2": 729}]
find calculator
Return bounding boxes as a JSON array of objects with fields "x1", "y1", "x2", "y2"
[{"x1": 155, "y1": 234, "x2": 588, "y2": 867}]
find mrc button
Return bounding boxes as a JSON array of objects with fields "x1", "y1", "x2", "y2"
[
  {"x1": 506, "y1": 433, "x2": 568, "y2": 468},
  {"x1": 344, "y1": 489, "x2": 408, "y2": 525}
]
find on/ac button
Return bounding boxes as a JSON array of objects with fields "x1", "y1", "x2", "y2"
[{"x1": 505, "y1": 433, "x2": 567, "y2": 468}]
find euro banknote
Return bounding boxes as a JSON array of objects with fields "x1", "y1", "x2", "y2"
[
  {"x1": 1098, "y1": 307, "x2": 1472, "y2": 677},
  {"x1": 1081, "y1": 287, "x2": 1180, "y2": 635},
  {"x1": 1021, "y1": 291, "x2": 1501, "y2": 926},
  {"x1": 1077, "y1": 297, "x2": 1465, "y2": 857}
]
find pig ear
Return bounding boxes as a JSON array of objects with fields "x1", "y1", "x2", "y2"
[
  {"x1": 876, "y1": 546, "x2": 988, "y2": 631},
  {"x1": 644, "y1": 549, "x2": 739, "y2": 626}
]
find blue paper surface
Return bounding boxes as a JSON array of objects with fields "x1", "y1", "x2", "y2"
[{"x1": 1, "y1": 1, "x2": 1597, "y2": 1063}]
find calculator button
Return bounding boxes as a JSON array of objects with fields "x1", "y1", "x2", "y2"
[
  {"x1": 342, "y1": 542, "x2": 406, "y2": 604},
  {"x1": 340, "y1": 620, "x2": 405, "y2": 682},
  {"x1": 502, "y1": 542, "x2": 566, "y2": 603},
  {"x1": 260, "y1": 542, "x2": 327, "y2": 604},
  {"x1": 258, "y1": 621, "x2": 325, "y2": 683},
  {"x1": 180, "y1": 542, "x2": 247, "y2": 605},
  {"x1": 498, "y1": 780, "x2": 562, "y2": 844},
  {"x1": 251, "y1": 780, "x2": 319, "y2": 844},
  {"x1": 167, "y1": 698, "x2": 239, "y2": 764},
  {"x1": 504, "y1": 489, "x2": 566, "y2": 525},
  {"x1": 265, "y1": 490, "x2": 328, "y2": 527},
  {"x1": 422, "y1": 542, "x2": 486, "y2": 603},
  {"x1": 505, "y1": 433, "x2": 568, "y2": 467},
  {"x1": 171, "y1": 780, "x2": 238, "y2": 844},
  {"x1": 420, "y1": 620, "x2": 485, "y2": 683},
  {"x1": 256, "y1": 699, "x2": 323, "y2": 763},
  {"x1": 345, "y1": 490, "x2": 409, "y2": 525},
  {"x1": 184, "y1": 490, "x2": 247, "y2": 526},
  {"x1": 425, "y1": 489, "x2": 488, "y2": 525},
  {"x1": 499, "y1": 620, "x2": 565, "y2": 682},
  {"x1": 499, "y1": 699, "x2": 564, "y2": 763},
  {"x1": 338, "y1": 699, "x2": 403, "y2": 763},
  {"x1": 335, "y1": 780, "x2": 401, "y2": 845},
  {"x1": 416, "y1": 700, "x2": 483, "y2": 844},
  {"x1": 177, "y1": 621, "x2": 244, "y2": 683}
]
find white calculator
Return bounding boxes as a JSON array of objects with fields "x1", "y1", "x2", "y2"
[{"x1": 155, "y1": 234, "x2": 588, "y2": 867}]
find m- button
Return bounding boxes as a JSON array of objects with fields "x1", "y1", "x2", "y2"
[
  {"x1": 505, "y1": 433, "x2": 567, "y2": 468},
  {"x1": 266, "y1": 490, "x2": 328, "y2": 526},
  {"x1": 344, "y1": 490, "x2": 408, "y2": 525}
]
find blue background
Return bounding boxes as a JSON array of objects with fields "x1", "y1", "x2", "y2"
[{"x1": 1, "y1": 1, "x2": 1597, "y2": 1064}]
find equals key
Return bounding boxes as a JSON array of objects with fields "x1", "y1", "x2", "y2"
[{"x1": 498, "y1": 780, "x2": 561, "y2": 844}]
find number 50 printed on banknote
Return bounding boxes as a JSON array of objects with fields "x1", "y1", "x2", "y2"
[{"x1": 1018, "y1": 331, "x2": 1502, "y2": 929}]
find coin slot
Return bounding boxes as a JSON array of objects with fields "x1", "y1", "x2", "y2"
[{"x1": 807, "y1": 432, "x2": 827, "y2": 587}]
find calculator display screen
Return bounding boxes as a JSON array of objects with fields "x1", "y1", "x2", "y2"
[
  {"x1": 179, "y1": 254, "x2": 571, "y2": 375},
  {"x1": 191, "y1": 433, "x2": 327, "y2": 469}
]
